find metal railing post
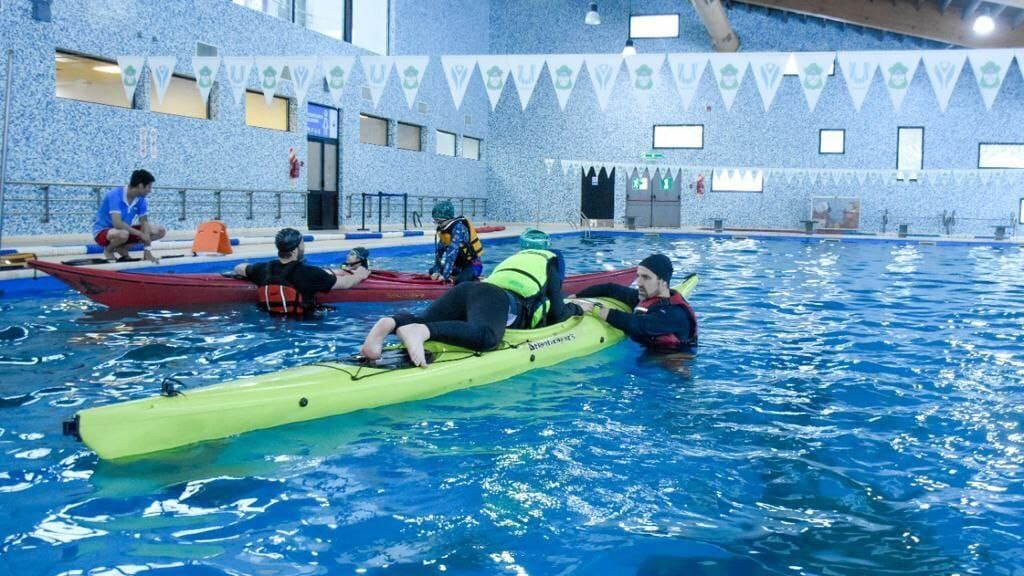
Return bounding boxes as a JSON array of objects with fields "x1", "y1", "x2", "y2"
[
  {"x1": 403, "y1": 193, "x2": 408, "y2": 230},
  {"x1": 92, "y1": 187, "x2": 102, "y2": 209},
  {"x1": 377, "y1": 191, "x2": 383, "y2": 233},
  {"x1": 178, "y1": 189, "x2": 186, "y2": 221},
  {"x1": 215, "y1": 190, "x2": 222, "y2": 220},
  {"x1": 276, "y1": 192, "x2": 282, "y2": 220},
  {"x1": 40, "y1": 185, "x2": 50, "y2": 223},
  {"x1": 302, "y1": 192, "x2": 308, "y2": 220},
  {"x1": 246, "y1": 191, "x2": 254, "y2": 220},
  {"x1": 359, "y1": 193, "x2": 368, "y2": 231}
]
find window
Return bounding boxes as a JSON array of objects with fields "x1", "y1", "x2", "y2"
[
  {"x1": 979, "y1": 144, "x2": 1024, "y2": 169},
  {"x1": 653, "y1": 125, "x2": 703, "y2": 149},
  {"x1": 150, "y1": 75, "x2": 209, "y2": 119},
  {"x1": 245, "y1": 92, "x2": 290, "y2": 131},
  {"x1": 232, "y1": 0, "x2": 292, "y2": 21},
  {"x1": 359, "y1": 114, "x2": 388, "y2": 146},
  {"x1": 350, "y1": 0, "x2": 389, "y2": 55},
  {"x1": 897, "y1": 127, "x2": 923, "y2": 179},
  {"x1": 784, "y1": 54, "x2": 836, "y2": 76},
  {"x1": 55, "y1": 52, "x2": 132, "y2": 108},
  {"x1": 296, "y1": 0, "x2": 344, "y2": 40},
  {"x1": 234, "y1": 0, "x2": 386, "y2": 52},
  {"x1": 463, "y1": 136, "x2": 481, "y2": 160},
  {"x1": 712, "y1": 169, "x2": 764, "y2": 193},
  {"x1": 629, "y1": 14, "x2": 680, "y2": 38},
  {"x1": 436, "y1": 130, "x2": 456, "y2": 156},
  {"x1": 1020, "y1": 198, "x2": 1024, "y2": 225},
  {"x1": 397, "y1": 122, "x2": 422, "y2": 151},
  {"x1": 819, "y1": 129, "x2": 845, "y2": 154}
]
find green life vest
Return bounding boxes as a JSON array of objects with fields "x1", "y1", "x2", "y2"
[{"x1": 485, "y1": 249, "x2": 555, "y2": 328}]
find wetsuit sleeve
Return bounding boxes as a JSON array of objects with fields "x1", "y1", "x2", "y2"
[
  {"x1": 604, "y1": 306, "x2": 691, "y2": 340},
  {"x1": 244, "y1": 262, "x2": 266, "y2": 284},
  {"x1": 544, "y1": 256, "x2": 582, "y2": 324},
  {"x1": 438, "y1": 223, "x2": 467, "y2": 280},
  {"x1": 575, "y1": 283, "x2": 640, "y2": 308},
  {"x1": 304, "y1": 265, "x2": 338, "y2": 293}
]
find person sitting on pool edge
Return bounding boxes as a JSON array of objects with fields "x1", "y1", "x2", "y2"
[
  {"x1": 232, "y1": 228, "x2": 370, "y2": 316},
  {"x1": 92, "y1": 169, "x2": 167, "y2": 263},
  {"x1": 570, "y1": 254, "x2": 697, "y2": 352},
  {"x1": 360, "y1": 248, "x2": 581, "y2": 367},
  {"x1": 429, "y1": 200, "x2": 483, "y2": 284}
]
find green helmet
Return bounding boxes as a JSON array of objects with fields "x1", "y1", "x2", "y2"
[{"x1": 431, "y1": 200, "x2": 455, "y2": 220}]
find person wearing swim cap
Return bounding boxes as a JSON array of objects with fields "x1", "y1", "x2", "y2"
[
  {"x1": 429, "y1": 200, "x2": 484, "y2": 284},
  {"x1": 231, "y1": 228, "x2": 370, "y2": 316},
  {"x1": 571, "y1": 254, "x2": 697, "y2": 352}
]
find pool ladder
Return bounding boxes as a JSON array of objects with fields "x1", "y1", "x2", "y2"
[{"x1": 568, "y1": 209, "x2": 592, "y2": 240}]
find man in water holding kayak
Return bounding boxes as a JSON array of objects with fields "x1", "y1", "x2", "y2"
[
  {"x1": 570, "y1": 254, "x2": 697, "y2": 352},
  {"x1": 232, "y1": 228, "x2": 370, "y2": 316},
  {"x1": 360, "y1": 249, "x2": 581, "y2": 367}
]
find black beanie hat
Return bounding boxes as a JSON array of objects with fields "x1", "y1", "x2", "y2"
[{"x1": 639, "y1": 254, "x2": 672, "y2": 283}]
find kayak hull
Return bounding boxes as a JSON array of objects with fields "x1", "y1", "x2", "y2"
[
  {"x1": 70, "y1": 275, "x2": 698, "y2": 460},
  {"x1": 28, "y1": 259, "x2": 636, "y2": 308}
]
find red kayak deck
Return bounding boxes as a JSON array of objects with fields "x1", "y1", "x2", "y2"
[{"x1": 29, "y1": 260, "x2": 636, "y2": 309}]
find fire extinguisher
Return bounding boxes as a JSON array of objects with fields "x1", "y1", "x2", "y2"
[
  {"x1": 288, "y1": 147, "x2": 304, "y2": 179},
  {"x1": 695, "y1": 173, "x2": 705, "y2": 197}
]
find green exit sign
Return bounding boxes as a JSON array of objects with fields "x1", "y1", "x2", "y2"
[
  {"x1": 640, "y1": 152, "x2": 664, "y2": 159},
  {"x1": 661, "y1": 178, "x2": 673, "y2": 190}
]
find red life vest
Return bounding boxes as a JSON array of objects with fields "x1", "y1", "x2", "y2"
[
  {"x1": 256, "y1": 261, "x2": 306, "y2": 316},
  {"x1": 635, "y1": 290, "x2": 698, "y2": 350}
]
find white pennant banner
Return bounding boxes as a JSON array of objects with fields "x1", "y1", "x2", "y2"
[
  {"x1": 667, "y1": 54, "x2": 708, "y2": 111},
  {"x1": 254, "y1": 57, "x2": 288, "y2": 105},
  {"x1": 286, "y1": 56, "x2": 319, "y2": 106},
  {"x1": 544, "y1": 158, "x2": 554, "y2": 173},
  {"x1": 509, "y1": 55, "x2": 547, "y2": 111},
  {"x1": 794, "y1": 52, "x2": 836, "y2": 112},
  {"x1": 708, "y1": 54, "x2": 749, "y2": 111},
  {"x1": 855, "y1": 170, "x2": 868, "y2": 185},
  {"x1": 747, "y1": 53, "x2": 789, "y2": 112},
  {"x1": 877, "y1": 52, "x2": 920, "y2": 112},
  {"x1": 361, "y1": 56, "x2": 395, "y2": 109},
  {"x1": 838, "y1": 51, "x2": 879, "y2": 112},
  {"x1": 584, "y1": 54, "x2": 623, "y2": 111},
  {"x1": 394, "y1": 55, "x2": 429, "y2": 109},
  {"x1": 321, "y1": 55, "x2": 355, "y2": 106},
  {"x1": 921, "y1": 50, "x2": 967, "y2": 113},
  {"x1": 546, "y1": 55, "x2": 585, "y2": 111},
  {"x1": 440, "y1": 55, "x2": 477, "y2": 110},
  {"x1": 222, "y1": 56, "x2": 253, "y2": 106},
  {"x1": 561, "y1": 159, "x2": 572, "y2": 175},
  {"x1": 968, "y1": 50, "x2": 1015, "y2": 111},
  {"x1": 624, "y1": 54, "x2": 666, "y2": 94},
  {"x1": 147, "y1": 56, "x2": 176, "y2": 106},
  {"x1": 191, "y1": 56, "x2": 220, "y2": 105},
  {"x1": 116, "y1": 56, "x2": 146, "y2": 105},
  {"x1": 1018, "y1": 50, "x2": 1024, "y2": 83},
  {"x1": 477, "y1": 55, "x2": 511, "y2": 111}
]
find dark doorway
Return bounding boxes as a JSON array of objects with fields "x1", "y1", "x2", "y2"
[
  {"x1": 306, "y1": 103, "x2": 340, "y2": 230},
  {"x1": 580, "y1": 167, "x2": 615, "y2": 219}
]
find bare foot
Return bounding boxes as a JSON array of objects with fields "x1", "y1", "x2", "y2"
[
  {"x1": 396, "y1": 323, "x2": 431, "y2": 368},
  {"x1": 102, "y1": 248, "x2": 117, "y2": 261},
  {"x1": 360, "y1": 317, "x2": 396, "y2": 360}
]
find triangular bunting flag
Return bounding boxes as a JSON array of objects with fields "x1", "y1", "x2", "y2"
[
  {"x1": 544, "y1": 158, "x2": 554, "y2": 173},
  {"x1": 978, "y1": 170, "x2": 992, "y2": 184},
  {"x1": 546, "y1": 55, "x2": 585, "y2": 111},
  {"x1": 837, "y1": 51, "x2": 879, "y2": 112},
  {"x1": 921, "y1": 50, "x2": 967, "y2": 113},
  {"x1": 667, "y1": 54, "x2": 708, "y2": 111},
  {"x1": 222, "y1": 56, "x2": 253, "y2": 106},
  {"x1": 793, "y1": 52, "x2": 836, "y2": 112},
  {"x1": 561, "y1": 159, "x2": 572, "y2": 175},
  {"x1": 146, "y1": 56, "x2": 176, "y2": 106},
  {"x1": 440, "y1": 55, "x2": 477, "y2": 110},
  {"x1": 254, "y1": 56, "x2": 288, "y2": 105},
  {"x1": 624, "y1": 54, "x2": 666, "y2": 94},
  {"x1": 855, "y1": 170, "x2": 868, "y2": 185},
  {"x1": 968, "y1": 50, "x2": 1015, "y2": 110},
  {"x1": 747, "y1": 53, "x2": 789, "y2": 112},
  {"x1": 477, "y1": 55, "x2": 511, "y2": 111},
  {"x1": 321, "y1": 55, "x2": 355, "y2": 106},
  {"x1": 509, "y1": 55, "x2": 547, "y2": 111},
  {"x1": 116, "y1": 56, "x2": 146, "y2": 105},
  {"x1": 877, "y1": 52, "x2": 920, "y2": 112},
  {"x1": 394, "y1": 55, "x2": 429, "y2": 109},
  {"x1": 584, "y1": 54, "x2": 623, "y2": 111},
  {"x1": 708, "y1": 54, "x2": 749, "y2": 112},
  {"x1": 953, "y1": 170, "x2": 967, "y2": 185},
  {"x1": 286, "y1": 56, "x2": 318, "y2": 105},
  {"x1": 191, "y1": 56, "x2": 220, "y2": 105},
  {"x1": 360, "y1": 55, "x2": 395, "y2": 109}
]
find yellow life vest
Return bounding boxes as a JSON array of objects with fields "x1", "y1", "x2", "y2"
[
  {"x1": 485, "y1": 249, "x2": 556, "y2": 328},
  {"x1": 436, "y1": 217, "x2": 483, "y2": 260}
]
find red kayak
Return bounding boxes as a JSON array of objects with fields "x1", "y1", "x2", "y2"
[{"x1": 29, "y1": 260, "x2": 635, "y2": 309}]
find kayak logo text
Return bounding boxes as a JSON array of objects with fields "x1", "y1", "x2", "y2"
[{"x1": 528, "y1": 333, "x2": 576, "y2": 351}]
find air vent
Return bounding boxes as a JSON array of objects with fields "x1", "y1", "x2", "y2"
[
  {"x1": 464, "y1": 114, "x2": 472, "y2": 126},
  {"x1": 417, "y1": 101, "x2": 428, "y2": 114},
  {"x1": 361, "y1": 86, "x2": 373, "y2": 102},
  {"x1": 196, "y1": 42, "x2": 218, "y2": 57}
]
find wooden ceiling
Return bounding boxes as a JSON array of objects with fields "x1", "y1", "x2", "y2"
[{"x1": 729, "y1": 0, "x2": 1024, "y2": 47}]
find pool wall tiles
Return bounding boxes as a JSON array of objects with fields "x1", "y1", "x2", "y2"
[
  {"x1": 0, "y1": 0, "x2": 491, "y2": 236},
  {"x1": 485, "y1": 0, "x2": 1024, "y2": 236}
]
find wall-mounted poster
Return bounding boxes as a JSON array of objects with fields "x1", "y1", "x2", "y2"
[{"x1": 811, "y1": 197, "x2": 861, "y2": 230}]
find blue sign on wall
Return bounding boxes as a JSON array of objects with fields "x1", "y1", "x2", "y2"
[{"x1": 307, "y1": 103, "x2": 338, "y2": 140}]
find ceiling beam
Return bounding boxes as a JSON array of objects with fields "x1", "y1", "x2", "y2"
[
  {"x1": 986, "y1": 0, "x2": 1024, "y2": 8},
  {"x1": 1014, "y1": 10, "x2": 1024, "y2": 27},
  {"x1": 938, "y1": 0, "x2": 955, "y2": 13},
  {"x1": 962, "y1": 0, "x2": 984, "y2": 19},
  {"x1": 990, "y1": 5, "x2": 1008, "y2": 17},
  {"x1": 735, "y1": 0, "x2": 1024, "y2": 47}
]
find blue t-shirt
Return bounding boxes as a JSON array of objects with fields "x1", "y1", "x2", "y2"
[{"x1": 93, "y1": 187, "x2": 148, "y2": 235}]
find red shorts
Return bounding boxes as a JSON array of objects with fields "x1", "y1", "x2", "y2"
[{"x1": 95, "y1": 225, "x2": 143, "y2": 247}]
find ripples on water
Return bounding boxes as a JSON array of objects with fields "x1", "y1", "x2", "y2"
[{"x1": 1, "y1": 236, "x2": 1022, "y2": 575}]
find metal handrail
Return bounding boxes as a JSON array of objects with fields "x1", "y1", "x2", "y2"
[
  {"x1": 345, "y1": 193, "x2": 489, "y2": 223},
  {"x1": 569, "y1": 208, "x2": 591, "y2": 239}
]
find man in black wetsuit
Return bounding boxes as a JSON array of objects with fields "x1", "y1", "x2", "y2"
[{"x1": 571, "y1": 254, "x2": 697, "y2": 352}]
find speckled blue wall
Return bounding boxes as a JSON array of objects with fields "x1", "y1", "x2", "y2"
[
  {"x1": 0, "y1": 0, "x2": 490, "y2": 236},
  {"x1": 486, "y1": 1, "x2": 1024, "y2": 236}
]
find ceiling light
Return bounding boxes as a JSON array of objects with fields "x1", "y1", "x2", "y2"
[
  {"x1": 973, "y1": 14, "x2": 995, "y2": 35},
  {"x1": 93, "y1": 64, "x2": 122, "y2": 74},
  {"x1": 585, "y1": 3, "x2": 601, "y2": 25},
  {"x1": 622, "y1": 38, "x2": 636, "y2": 57}
]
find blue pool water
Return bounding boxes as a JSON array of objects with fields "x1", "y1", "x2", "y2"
[{"x1": 1, "y1": 234, "x2": 1022, "y2": 575}]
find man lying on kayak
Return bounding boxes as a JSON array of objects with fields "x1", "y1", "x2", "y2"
[
  {"x1": 570, "y1": 254, "x2": 698, "y2": 352},
  {"x1": 360, "y1": 249, "x2": 583, "y2": 367},
  {"x1": 232, "y1": 228, "x2": 370, "y2": 316}
]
